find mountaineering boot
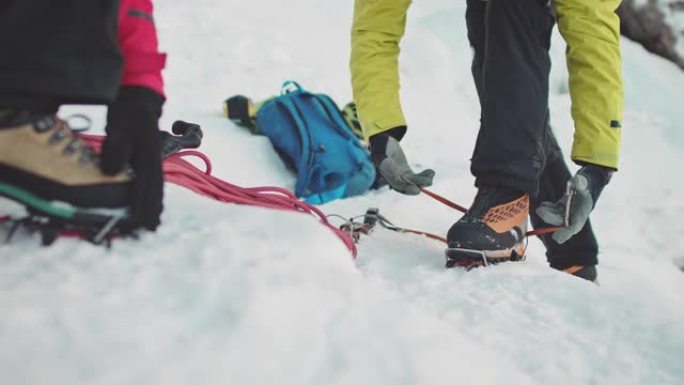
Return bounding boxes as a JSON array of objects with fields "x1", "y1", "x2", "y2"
[
  {"x1": 0, "y1": 108, "x2": 132, "y2": 209},
  {"x1": 446, "y1": 187, "x2": 529, "y2": 268},
  {"x1": 224, "y1": 95, "x2": 257, "y2": 131},
  {"x1": 562, "y1": 265, "x2": 598, "y2": 283}
]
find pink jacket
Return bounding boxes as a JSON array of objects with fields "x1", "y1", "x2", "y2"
[{"x1": 118, "y1": 0, "x2": 166, "y2": 96}]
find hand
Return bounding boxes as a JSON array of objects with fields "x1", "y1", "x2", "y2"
[
  {"x1": 369, "y1": 127, "x2": 435, "y2": 195},
  {"x1": 101, "y1": 86, "x2": 165, "y2": 231},
  {"x1": 536, "y1": 164, "x2": 613, "y2": 244}
]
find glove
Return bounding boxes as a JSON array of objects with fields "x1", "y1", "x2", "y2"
[
  {"x1": 101, "y1": 86, "x2": 165, "y2": 231},
  {"x1": 536, "y1": 164, "x2": 613, "y2": 244},
  {"x1": 369, "y1": 127, "x2": 435, "y2": 195}
]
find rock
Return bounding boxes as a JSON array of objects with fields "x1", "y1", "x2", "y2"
[{"x1": 618, "y1": 0, "x2": 684, "y2": 70}]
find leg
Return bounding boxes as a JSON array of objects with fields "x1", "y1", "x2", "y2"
[
  {"x1": 0, "y1": 0, "x2": 123, "y2": 106},
  {"x1": 466, "y1": 0, "x2": 486, "y2": 105},
  {"x1": 446, "y1": 0, "x2": 555, "y2": 265},
  {"x1": 470, "y1": 0, "x2": 555, "y2": 195},
  {"x1": 0, "y1": 1, "x2": 132, "y2": 217},
  {"x1": 530, "y1": 124, "x2": 599, "y2": 270}
]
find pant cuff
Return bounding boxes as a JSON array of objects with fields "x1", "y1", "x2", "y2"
[
  {"x1": 475, "y1": 175, "x2": 537, "y2": 195},
  {"x1": 548, "y1": 254, "x2": 599, "y2": 270}
]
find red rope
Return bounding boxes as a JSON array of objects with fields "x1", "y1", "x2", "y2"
[
  {"x1": 78, "y1": 134, "x2": 357, "y2": 257},
  {"x1": 402, "y1": 229, "x2": 448, "y2": 244},
  {"x1": 420, "y1": 188, "x2": 468, "y2": 213}
]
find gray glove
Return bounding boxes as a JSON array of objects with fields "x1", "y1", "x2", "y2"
[
  {"x1": 536, "y1": 164, "x2": 613, "y2": 244},
  {"x1": 370, "y1": 128, "x2": 435, "y2": 195}
]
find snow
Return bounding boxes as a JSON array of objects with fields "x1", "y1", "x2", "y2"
[{"x1": 2, "y1": 1, "x2": 684, "y2": 384}]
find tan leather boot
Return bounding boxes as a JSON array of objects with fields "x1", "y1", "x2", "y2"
[{"x1": 0, "y1": 109, "x2": 132, "y2": 208}]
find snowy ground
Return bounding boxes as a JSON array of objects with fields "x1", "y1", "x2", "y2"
[{"x1": 1, "y1": 1, "x2": 683, "y2": 384}]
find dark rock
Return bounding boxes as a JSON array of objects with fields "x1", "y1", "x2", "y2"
[{"x1": 618, "y1": 0, "x2": 684, "y2": 70}]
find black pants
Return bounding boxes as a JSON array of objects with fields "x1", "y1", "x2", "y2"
[
  {"x1": 0, "y1": 1, "x2": 123, "y2": 109},
  {"x1": 466, "y1": 0, "x2": 598, "y2": 269}
]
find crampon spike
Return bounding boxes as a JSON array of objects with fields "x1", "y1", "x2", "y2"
[{"x1": 445, "y1": 243, "x2": 527, "y2": 271}]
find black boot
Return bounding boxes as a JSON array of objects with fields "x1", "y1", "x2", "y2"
[
  {"x1": 446, "y1": 187, "x2": 529, "y2": 267},
  {"x1": 562, "y1": 265, "x2": 598, "y2": 283}
]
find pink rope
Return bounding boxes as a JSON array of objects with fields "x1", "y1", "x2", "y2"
[{"x1": 79, "y1": 134, "x2": 357, "y2": 257}]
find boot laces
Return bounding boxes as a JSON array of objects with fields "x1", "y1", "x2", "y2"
[{"x1": 35, "y1": 116, "x2": 97, "y2": 165}]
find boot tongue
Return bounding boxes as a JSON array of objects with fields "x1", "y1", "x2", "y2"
[{"x1": 469, "y1": 187, "x2": 525, "y2": 216}]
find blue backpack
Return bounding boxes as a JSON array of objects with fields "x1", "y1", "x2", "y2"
[{"x1": 256, "y1": 81, "x2": 375, "y2": 204}]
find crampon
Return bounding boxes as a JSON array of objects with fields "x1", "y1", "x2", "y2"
[
  {"x1": 0, "y1": 183, "x2": 131, "y2": 246},
  {"x1": 0, "y1": 120, "x2": 203, "y2": 247},
  {"x1": 444, "y1": 246, "x2": 526, "y2": 271},
  {"x1": 339, "y1": 191, "x2": 558, "y2": 271}
]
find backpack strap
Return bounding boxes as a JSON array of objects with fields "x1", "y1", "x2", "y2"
[
  {"x1": 281, "y1": 80, "x2": 303, "y2": 95},
  {"x1": 276, "y1": 96, "x2": 318, "y2": 197}
]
